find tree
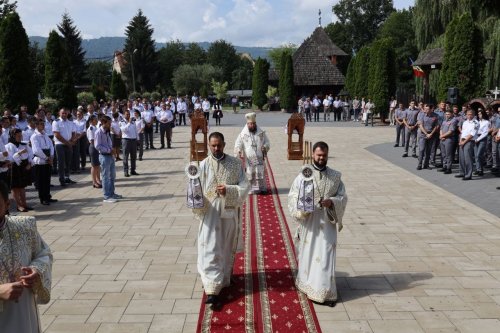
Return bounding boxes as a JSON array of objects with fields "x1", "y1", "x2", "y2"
[
  {"x1": 123, "y1": 9, "x2": 158, "y2": 92},
  {"x1": 44, "y1": 30, "x2": 77, "y2": 108},
  {"x1": 231, "y1": 57, "x2": 253, "y2": 90},
  {"x1": 438, "y1": 13, "x2": 484, "y2": 103},
  {"x1": 368, "y1": 38, "x2": 396, "y2": 121},
  {"x1": 378, "y1": 9, "x2": 418, "y2": 97},
  {"x1": 0, "y1": 12, "x2": 37, "y2": 111},
  {"x1": 58, "y1": 12, "x2": 86, "y2": 85},
  {"x1": 211, "y1": 79, "x2": 228, "y2": 100},
  {"x1": 110, "y1": 70, "x2": 127, "y2": 100},
  {"x1": 332, "y1": 0, "x2": 395, "y2": 52},
  {"x1": 279, "y1": 54, "x2": 294, "y2": 111},
  {"x1": 252, "y1": 58, "x2": 269, "y2": 110},
  {"x1": 87, "y1": 60, "x2": 111, "y2": 87},
  {"x1": 172, "y1": 64, "x2": 223, "y2": 96},
  {"x1": 184, "y1": 42, "x2": 206, "y2": 65},
  {"x1": 157, "y1": 40, "x2": 185, "y2": 93},
  {"x1": 345, "y1": 55, "x2": 356, "y2": 96},
  {"x1": 353, "y1": 46, "x2": 370, "y2": 98},
  {"x1": 207, "y1": 39, "x2": 240, "y2": 87},
  {"x1": 268, "y1": 44, "x2": 296, "y2": 69},
  {"x1": 0, "y1": 0, "x2": 16, "y2": 20},
  {"x1": 29, "y1": 42, "x2": 45, "y2": 96}
]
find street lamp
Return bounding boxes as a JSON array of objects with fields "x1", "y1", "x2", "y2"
[{"x1": 130, "y1": 48, "x2": 138, "y2": 93}]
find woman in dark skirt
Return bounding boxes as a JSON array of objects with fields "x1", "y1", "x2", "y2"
[
  {"x1": 5, "y1": 128, "x2": 33, "y2": 212},
  {"x1": 87, "y1": 115, "x2": 102, "y2": 188},
  {"x1": 212, "y1": 101, "x2": 223, "y2": 126}
]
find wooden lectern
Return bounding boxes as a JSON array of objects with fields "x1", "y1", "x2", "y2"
[
  {"x1": 287, "y1": 113, "x2": 305, "y2": 160},
  {"x1": 190, "y1": 110, "x2": 208, "y2": 161}
]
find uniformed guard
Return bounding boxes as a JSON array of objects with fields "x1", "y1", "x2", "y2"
[
  {"x1": 438, "y1": 110, "x2": 456, "y2": 174},
  {"x1": 416, "y1": 104, "x2": 439, "y2": 170},
  {"x1": 394, "y1": 103, "x2": 406, "y2": 147},
  {"x1": 402, "y1": 101, "x2": 419, "y2": 158}
]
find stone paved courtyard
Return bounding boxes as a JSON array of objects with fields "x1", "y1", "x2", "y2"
[{"x1": 30, "y1": 112, "x2": 500, "y2": 333}]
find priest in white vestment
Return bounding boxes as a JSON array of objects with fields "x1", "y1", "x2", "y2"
[
  {"x1": 288, "y1": 141, "x2": 347, "y2": 307},
  {"x1": 0, "y1": 181, "x2": 53, "y2": 332},
  {"x1": 234, "y1": 112, "x2": 270, "y2": 194},
  {"x1": 191, "y1": 132, "x2": 249, "y2": 306}
]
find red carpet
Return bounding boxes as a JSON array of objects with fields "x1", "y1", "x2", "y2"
[{"x1": 196, "y1": 159, "x2": 322, "y2": 333}]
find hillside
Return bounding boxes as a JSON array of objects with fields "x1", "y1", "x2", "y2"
[{"x1": 29, "y1": 36, "x2": 272, "y2": 61}]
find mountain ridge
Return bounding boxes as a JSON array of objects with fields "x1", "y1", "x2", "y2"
[{"x1": 29, "y1": 36, "x2": 272, "y2": 61}]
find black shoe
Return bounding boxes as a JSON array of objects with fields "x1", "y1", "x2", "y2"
[
  {"x1": 412, "y1": 154, "x2": 418, "y2": 158},
  {"x1": 59, "y1": 182, "x2": 67, "y2": 187},
  {"x1": 145, "y1": 147, "x2": 149, "y2": 150},
  {"x1": 416, "y1": 165, "x2": 422, "y2": 170},
  {"x1": 473, "y1": 171, "x2": 479, "y2": 176},
  {"x1": 160, "y1": 145, "x2": 165, "y2": 149},
  {"x1": 150, "y1": 146, "x2": 156, "y2": 150},
  {"x1": 65, "y1": 179, "x2": 76, "y2": 184},
  {"x1": 437, "y1": 168, "x2": 446, "y2": 172},
  {"x1": 477, "y1": 171, "x2": 484, "y2": 176},
  {"x1": 49, "y1": 199, "x2": 58, "y2": 203},
  {"x1": 125, "y1": 173, "x2": 130, "y2": 177},
  {"x1": 402, "y1": 153, "x2": 408, "y2": 158},
  {"x1": 491, "y1": 168, "x2": 499, "y2": 173},
  {"x1": 138, "y1": 157, "x2": 143, "y2": 161},
  {"x1": 444, "y1": 169, "x2": 452, "y2": 174},
  {"x1": 131, "y1": 171, "x2": 140, "y2": 176},
  {"x1": 167, "y1": 145, "x2": 172, "y2": 149},
  {"x1": 423, "y1": 165, "x2": 429, "y2": 169},
  {"x1": 435, "y1": 164, "x2": 443, "y2": 168},
  {"x1": 205, "y1": 295, "x2": 218, "y2": 304},
  {"x1": 394, "y1": 144, "x2": 399, "y2": 147},
  {"x1": 40, "y1": 201, "x2": 50, "y2": 206},
  {"x1": 463, "y1": 177, "x2": 471, "y2": 181},
  {"x1": 455, "y1": 174, "x2": 465, "y2": 178}
]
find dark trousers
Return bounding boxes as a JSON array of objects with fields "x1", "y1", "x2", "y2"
[
  {"x1": 179, "y1": 113, "x2": 186, "y2": 125},
  {"x1": 155, "y1": 119, "x2": 159, "y2": 133},
  {"x1": 72, "y1": 136, "x2": 87, "y2": 170},
  {"x1": 313, "y1": 108, "x2": 320, "y2": 122},
  {"x1": 35, "y1": 164, "x2": 51, "y2": 201},
  {"x1": 418, "y1": 136, "x2": 432, "y2": 167},
  {"x1": 122, "y1": 138, "x2": 137, "y2": 174},
  {"x1": 144, "y1": 125, "x2": 154, "y2": 148},
  {"x1": 137, "y1": 133, "x2": 144, "y2": 159},
  {"x1": 204, "y1": 112, "x2": 210, "y2": 122},
  {"x1": 55, "y1": 144, "x2": 71, "y2": 183},
  {"x1": 430, "y1": 133, "x2": 440, "y2": 165},
  {"x1": 459, "y1": 141, "x2": 474, "y2": 178},
  {"x1": 333, "y1": 108, "x2": 342, "y2": 121},
  {"x1": 440, "y1": 139, "x2": 454, "y2": 170},
  {"x1": 395, "y1": 123, "x2": 405, "y2": 145},
  {"x1": 305, "y1": 109, "x2": 311, "y2": 122},
  {"x1": 160, "y1": 122, "x2": 172, "y2": 147}
]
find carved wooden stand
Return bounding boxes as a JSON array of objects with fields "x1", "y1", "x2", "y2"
[
  {"x1": 287, "y1": 113, "x2": 305, "y2": 160},
  {"x1": 190, "y1": 110, "x2": 208, "y2": 161}
]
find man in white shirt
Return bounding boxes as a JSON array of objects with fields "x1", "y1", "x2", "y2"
[
  {"x1": 141, "y1": 104, "x2": 156, "y2": 149},
  {"x1": 456, "y1": 109, "x2": 478, "y2": 180},
  {"x1": 31, "y1": 119, "x2": 57, "y2": 205},
  {"x1": 72, "y1": 109, "x2": 87, "y2": 173},
  {"x1": 52, "y1": 108, "x2": 76, "y2": 186},
  {"x1": 157, "y1": 102, "x2": 174, "y2": 149},
  {"x1": 120, "y1": 109, "x2": 139, "y2": 177},
  {"x1": 323, "y1": 96, "x2": 331, "y2": 122},
  {"x1": 177, "y1": 98, "x2": 187, "y2": 126},
  {"x1": 202, "y1": 98, "x2": 211, "y2": 121},
  {"x1": 15, "y1": 105, "x2": 29, "y2": 131}
]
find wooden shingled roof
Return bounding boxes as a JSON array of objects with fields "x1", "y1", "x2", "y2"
[
  {"x1": 413, "y1": 48, "x2": 444, "y2": 66},
  {"x1": 293, "y1": 26, "x2": 347, "y2": 86}
]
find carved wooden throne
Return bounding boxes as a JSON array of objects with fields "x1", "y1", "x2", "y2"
[
  {"x1": 287, "y1": 113, "x2": 305, "y2": 160},
  {"x1": 190, "y1": 110, "x2": 208, "y2": 161}
]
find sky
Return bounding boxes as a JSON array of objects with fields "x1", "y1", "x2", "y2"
[{"x1": 17, "y1": 0, "x2": 414, "y2": 47}]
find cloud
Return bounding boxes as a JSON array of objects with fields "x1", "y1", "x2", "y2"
[{"x1": 16, "y1": 0, "x2": 413, "y2": 47}]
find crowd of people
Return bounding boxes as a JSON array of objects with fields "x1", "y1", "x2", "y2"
[
  {"x1": 0, "y1": 94, "x2": 232, "y2": 208},
  {"x1": 392, "y1": 100, "x2": 500, "y2": 183},
  {"x1": 298, "y1": 95, "x2": 375, "y2": 126}
]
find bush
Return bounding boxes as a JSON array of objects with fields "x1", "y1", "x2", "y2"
[
  {"x1": 77, "y1": 92, "x2": 94, "y2": 106},
  {"x1": 128, "y1": 91, "x2": 141, "y2": 100},
  {"x1": 151, "y1": 91, "x2": 161, "y2": 101},
  {"x1": 39, "y1": 97, "x2": 59, "y2": 112}
]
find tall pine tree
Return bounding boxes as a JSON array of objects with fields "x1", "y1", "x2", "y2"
[
  {"x1": 0, "y1": 12, "x2": 38, "y2": 111},
  {"x1": 0, "y1": 0, "x2": 16, "y2": 19},
  {"x1": 123, "y1": 9, "x2": 158, "y2": 92},
  {"x1": 58, "y1": 12, "x2": 86, "y2": 85},
  {"x1": 279, "y1": 54, "x2": 294, "y2": 112},
  {"x1": 252, "y1": 58, "x2": 269, "y2": 110},
  {"x1": 44, "y1": 30, "x2": 77, "y2": 108}
]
